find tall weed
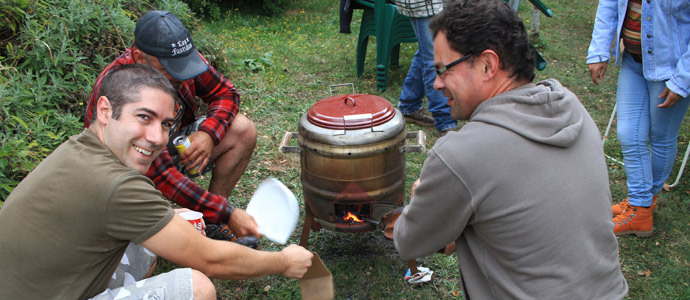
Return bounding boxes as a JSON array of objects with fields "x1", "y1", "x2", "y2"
[
  {"x1": 0, "y1": 0, "x2": 29, "y2": 39},
  {"x1": 0, "y1": 0, "x2": 201, "y2": 201}
]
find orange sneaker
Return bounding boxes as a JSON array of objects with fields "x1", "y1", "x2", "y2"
[
  {"x1": 611, "y1": 195, "x2": 657, "y2": 216},
  {"x1": 612, "y1": 203, "x2": 653, "y2": 237}
]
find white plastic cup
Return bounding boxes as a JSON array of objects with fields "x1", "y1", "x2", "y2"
[{"x1": 179, "y1": 211, "x2": 204, "y2": 234}]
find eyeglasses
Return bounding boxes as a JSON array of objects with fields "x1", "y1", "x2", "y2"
[{"x1": 435, "y1": 53, "x2": 474, "y2": 76}]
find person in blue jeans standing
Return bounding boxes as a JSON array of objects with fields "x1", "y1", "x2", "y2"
[
  {"x1": 587, "y1": 0, "x2": 690, "y2": 237},
  {"x1": 395, "y1": 0, "x2": 457, "y2": 136}
]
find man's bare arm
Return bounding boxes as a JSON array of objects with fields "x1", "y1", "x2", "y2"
[{"x1": 142, "y1": 215, "x2": 312, "y2": 280}]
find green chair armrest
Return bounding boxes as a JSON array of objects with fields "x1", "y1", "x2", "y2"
[
  {"x1": 353, "y1": 0, "x2": 375, "y2": 9},
  {"x1": 526, "y1": 0, "x2": 553, "y2": 17}
]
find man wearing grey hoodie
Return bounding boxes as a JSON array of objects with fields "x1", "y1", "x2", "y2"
[{"x1": 393, "y1": 0, "x2": 628, "y2": 299}]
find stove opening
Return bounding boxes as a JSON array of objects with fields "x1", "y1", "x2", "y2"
[{"x1": 334, "y1": 203, "x2": 371, "y2": 224}]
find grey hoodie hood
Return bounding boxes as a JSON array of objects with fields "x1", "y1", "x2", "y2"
[{"x1": 469, "y1": 79, "x2": 584, "y2": 148}]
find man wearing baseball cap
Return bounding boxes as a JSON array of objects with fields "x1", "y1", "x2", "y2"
[
  {"x1": 133, "y1": 11, "x2": 209, "y2": 81},
  {"x1": 84, "y1": 11, "x2": 259, "y2": 244}
]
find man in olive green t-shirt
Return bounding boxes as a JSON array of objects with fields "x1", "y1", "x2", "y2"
[{"x1": 0, "y1": 64, "x2": 313, "y2": 299}]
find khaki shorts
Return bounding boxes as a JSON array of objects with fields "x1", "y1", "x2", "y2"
[
  {"x1": 91, "y1": 268, "x2": 193, "y2": 300},
  {"x1": 90, "y1": 243, "x2": 193, "y2": 300}
]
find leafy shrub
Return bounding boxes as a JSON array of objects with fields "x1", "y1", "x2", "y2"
[
  {"x1": 180, "y1": 0, "x2": 221, "y2": 20},
  {"x1": 0, "y1": 0, "x2": 207, "y2": 202},
  {"x1": 257, "y1": 0, "x2": 291, "y2": 16},
  {"x1": 243, "y1": 52, "x2": 273, "y2": 72},
  {"x1": 181, "y1": 0, "x2": 291, "y2": 18},
  {"x1": 0, "y1": 69, "x2": 82, "y2": 200},
  {"x1": 0, "y1": 0, "x2": 29, "y2": 38}
]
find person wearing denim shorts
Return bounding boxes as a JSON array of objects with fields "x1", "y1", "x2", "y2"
[{"x1": 587, "y1": 0, "x2": 690, "y2": 237}]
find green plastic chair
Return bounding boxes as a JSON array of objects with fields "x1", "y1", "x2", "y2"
[
  {"x1": 525, "y1": 0, "x2": 552, "y2": 17},
  {"x1": 354, "y1": 0, "x2": 417, "y2": 91}
]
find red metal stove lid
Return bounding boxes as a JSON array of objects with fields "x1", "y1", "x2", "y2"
[{"x1": 307, "y1": 94, "x2": 396, "y2": 130}]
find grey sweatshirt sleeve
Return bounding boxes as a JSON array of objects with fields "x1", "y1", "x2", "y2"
[{"x1": 393, "y1": 147, "x2": 472, "y2": 259}]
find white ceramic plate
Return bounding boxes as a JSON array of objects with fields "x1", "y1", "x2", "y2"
[{"x1": 246, "y1": 178, "x2": 299, "y2": 244}]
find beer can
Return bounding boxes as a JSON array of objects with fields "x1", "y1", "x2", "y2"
[{"x1": 172, "y1": 135, "x2": 199, "y2": 175}]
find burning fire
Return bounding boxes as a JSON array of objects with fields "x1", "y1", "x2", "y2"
[{"x1": 343, "y1": 212, "x2": 364, "y2": 223}]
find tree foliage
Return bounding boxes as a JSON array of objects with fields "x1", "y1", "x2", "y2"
[{"x1": 184, "y1": 0, "x2": 292, "y2": 20}]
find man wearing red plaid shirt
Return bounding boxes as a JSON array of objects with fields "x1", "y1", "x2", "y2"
[{"x1": 84, "y1": 11, "x2": 259, "y2": 245}]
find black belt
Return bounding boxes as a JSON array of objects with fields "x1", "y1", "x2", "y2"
[{"x1": 628, "y1": 52, "x2": 643, "y2": 63}]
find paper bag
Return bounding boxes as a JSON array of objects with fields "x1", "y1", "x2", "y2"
[{"x1": 299, "y1": 252, "x2": 334, "y2": 300}]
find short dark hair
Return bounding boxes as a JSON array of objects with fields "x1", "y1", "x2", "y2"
[
  {"x1": 95, "y1": 64, "x2": 176, "y2": 121},
  {"x1": 430, "y1": 0, "x2": 535, "y2": 82}
]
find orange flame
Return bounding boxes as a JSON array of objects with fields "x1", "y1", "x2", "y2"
[{"x1": 343, "y1": 212, "x2": 364, "y2": 223}]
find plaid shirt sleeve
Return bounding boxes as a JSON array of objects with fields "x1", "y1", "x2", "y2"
[
  {"x1": 146, "y1": 150, "x2": 235, "y2": 224},
  {"x1": 189, "y1": 54, "x2": 240, "y2": 145}
]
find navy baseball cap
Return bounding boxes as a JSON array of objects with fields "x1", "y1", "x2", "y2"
[{"x1": 134, "y1": 11, "x2": 208, "y2": 80}]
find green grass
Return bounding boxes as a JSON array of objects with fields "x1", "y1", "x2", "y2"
[{"x1": 153, "y1": 0, "x2": 690, "y2": 299}]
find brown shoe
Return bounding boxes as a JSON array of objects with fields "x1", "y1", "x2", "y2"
[
  {"x1": 612, "y1": 195, "x2": 657, "y2": 216},
  {"x1": 403, "y1": 110, "x2": 435, "y2": 127},
  {"x1": 612, "y1": 203, "x2": 653, "y2": 237}
]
